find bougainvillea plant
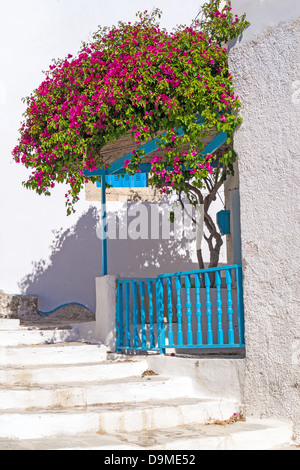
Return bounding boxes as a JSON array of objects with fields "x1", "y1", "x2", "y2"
[{"x1": 13, "y1": 0, "x2": 249, "y2": 266}]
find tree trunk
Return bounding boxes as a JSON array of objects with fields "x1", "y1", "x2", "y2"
[
  {"x1": 196, "y1": 248, "x2": 205, "y2": 285},
  {"x1": 204, "y1": 211, "x2": 223, "y2": 287}
]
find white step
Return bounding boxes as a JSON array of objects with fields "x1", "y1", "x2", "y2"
[
  {"x1": 0, "y1": 343, "x2": 107, "y2": 366},
  {"x1": 0, "y1": 433, "x2": 142, "y2": 450},
  {"x1": 0, "y1": 328, "x2": 80, "y2": 347},
  {"x1": 0, "y1": 319, "x2": 21, "y2": 330},
  {"x1": 0, "y1": 322, "x2": 292, "y2": 450},
  {"x1": 0, "y1": 419, "x2": 292, "y2": 450},
  {"x1": 0, "y1": 358, "x2": 149, "y2": 386},
  {"x1": 0, "y1": 376, "x2": 195, "y2": 410},
  {"x1": 151, "y1": 419, "x2": 294, "y2": 451},
  {"x1": 0, "y1": 398, "x2": 239, "y2": 439}
]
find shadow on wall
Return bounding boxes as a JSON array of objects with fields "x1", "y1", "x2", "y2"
[
  {"x1": 19, "y1": 205, "x2": 198, "y2": 312},
  {"x1": 19, "y1": 207, "x2": 102, "y2": 313}
]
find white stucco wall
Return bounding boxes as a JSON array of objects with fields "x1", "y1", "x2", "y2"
[
  {"x1": 0, "y1": 0, "x2": 228, "y2": 313},
  {"x1": 231, "y1": 0, "x2": 300, "y2": 44},
  {"x1": 229, "y1": 0, "x2": 300, "y2": 437}
]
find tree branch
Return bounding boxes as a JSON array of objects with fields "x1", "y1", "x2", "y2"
[
  {"x1": 204, "y1": 163, "x2": 227, "y2": 211},
  {"x1": 185, "y1": 182, "x2": 204, "y2": 205}
]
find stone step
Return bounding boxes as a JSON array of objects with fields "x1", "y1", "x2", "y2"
[
  {"x1": 0, "y1": 343, "x2": 107, "y2": 367},
  {"x1": 0, "y1": 291, "x2": 39, "y2": 321},
  {"x1": 0, "y1": 376, "x2": 195, "y2": 410},
  {"x1": 0, "y1": 419, "x2": 291, "y2": 450},
  {"x1": 0, "y1": 327, "x2": 80, "y2": 347},
  {"x1": 0, "y1": 398, "x2": 239, "y2": 439},
  {"x1": 0, "y1": 358, "x2": 149, "y2": 386}
]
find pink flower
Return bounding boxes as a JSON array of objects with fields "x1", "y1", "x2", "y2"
[
  {"x1": 151, "y1": 155, "x2": 159, "y2": 164},
  {"x1": 220, "y1": 115, "x2": 227, "y2": 122}
]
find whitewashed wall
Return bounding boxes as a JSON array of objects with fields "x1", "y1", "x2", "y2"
[
  {"x1": 231, "y1": 0, "x2": 300, "y2": 44},
  {"x1": 0, "y1": 0, "x2": 228, "y2": 313},
  {"x1": 229, "y1": 0, "x2": 300, "y2": 439}
]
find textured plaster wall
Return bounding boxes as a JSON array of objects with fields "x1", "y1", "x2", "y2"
[{"x1": 229, "y1": 19, "x2": 300, "y2": 435}]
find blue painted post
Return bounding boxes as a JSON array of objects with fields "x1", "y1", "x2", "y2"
[
  {"x1": 155, "y1": 280, "x2": 160, "y2": 347},
  {"x1": 226, "y1": 270, "x2": 235, "y2": 345},
  {"x1": 166, "y1": 277, "x2": 174, "y2": 346},
  {"x1": 195, "y1": 273, "x2": 203, "y2": 345},
  {"x1": 205, "y1": 273, "x2": 213, "y2": 345},
  {"x1": 125, "y1": 282, "x2": 131, "y2": 347},
  {"x1": 147, "y1": 280, "x2": 155, "y2": 348},
  {"x1": 185, "y1": 274, "x2": 193, "y2": 346},
  {"x1": 101, "y1": 173, "x2": 108, "y2": 277},
  {"x1": 116, "y1": 282, "x2": 123, "y2": 349},
  {"x1": 176, "y1": 275, "x2": 183, "y2": 346},
  {"x1": 140, "y1": 281, "x2": 147, "y2": 348},
  {"x1": 215, "y1": 271, "x2": 224, "y2": 345},
  {"x1": 132, "y1": 281, "x2": 139, "y2": 348},
  {"x1": 156, "y1": 278, "x2": 165, "y2": 354},
  {"x1": 236, "y1": 266, "x2": 245, "y2": 346}
]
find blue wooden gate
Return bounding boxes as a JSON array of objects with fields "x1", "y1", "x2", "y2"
[{"x1": 116, "y1": 265, "x2": 245, "y2": 354}]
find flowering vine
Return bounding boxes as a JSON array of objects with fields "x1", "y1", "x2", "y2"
[{"x1": 12, "y1": 0, "x2": 249, "y2": 215}]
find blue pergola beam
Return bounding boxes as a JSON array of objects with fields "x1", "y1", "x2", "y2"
[
  {"x1": 108, "y1": 132, "x2": 174, "y2": 176},
  {"x1": 107, "y1": 115, "x2": 206, "y2": 176},
  {"x1": 83, "y1": 130, "x2": 227, "y2": 178},
  {"x1": 84, "y1": 168, "x2": 106, "y2": 177},
  {"x1": 83, "y1": 115, "x2": 228, "y2": 178},
  {"x1": 202, "y1": 131, "x2": 227, "y2": 155}
]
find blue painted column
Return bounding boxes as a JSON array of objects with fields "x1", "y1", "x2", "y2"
[{"x1": 101, "y1": 173, "x2": 108, "y2": 276}]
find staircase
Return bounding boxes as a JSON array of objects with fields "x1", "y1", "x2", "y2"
[{"x1": 0, "y1": 318, "x2": 293, "y2": 450}]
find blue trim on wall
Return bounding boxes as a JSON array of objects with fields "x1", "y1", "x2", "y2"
[
  {"x1": 38, "y1": 302, "x2": 93, "y2": 316},
  {"x1": 0, "y1": 291, "x2": 93, "y2": 317},
  {"x1": 97, "y1": 173, "x2": 148, "y2": 188}
]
